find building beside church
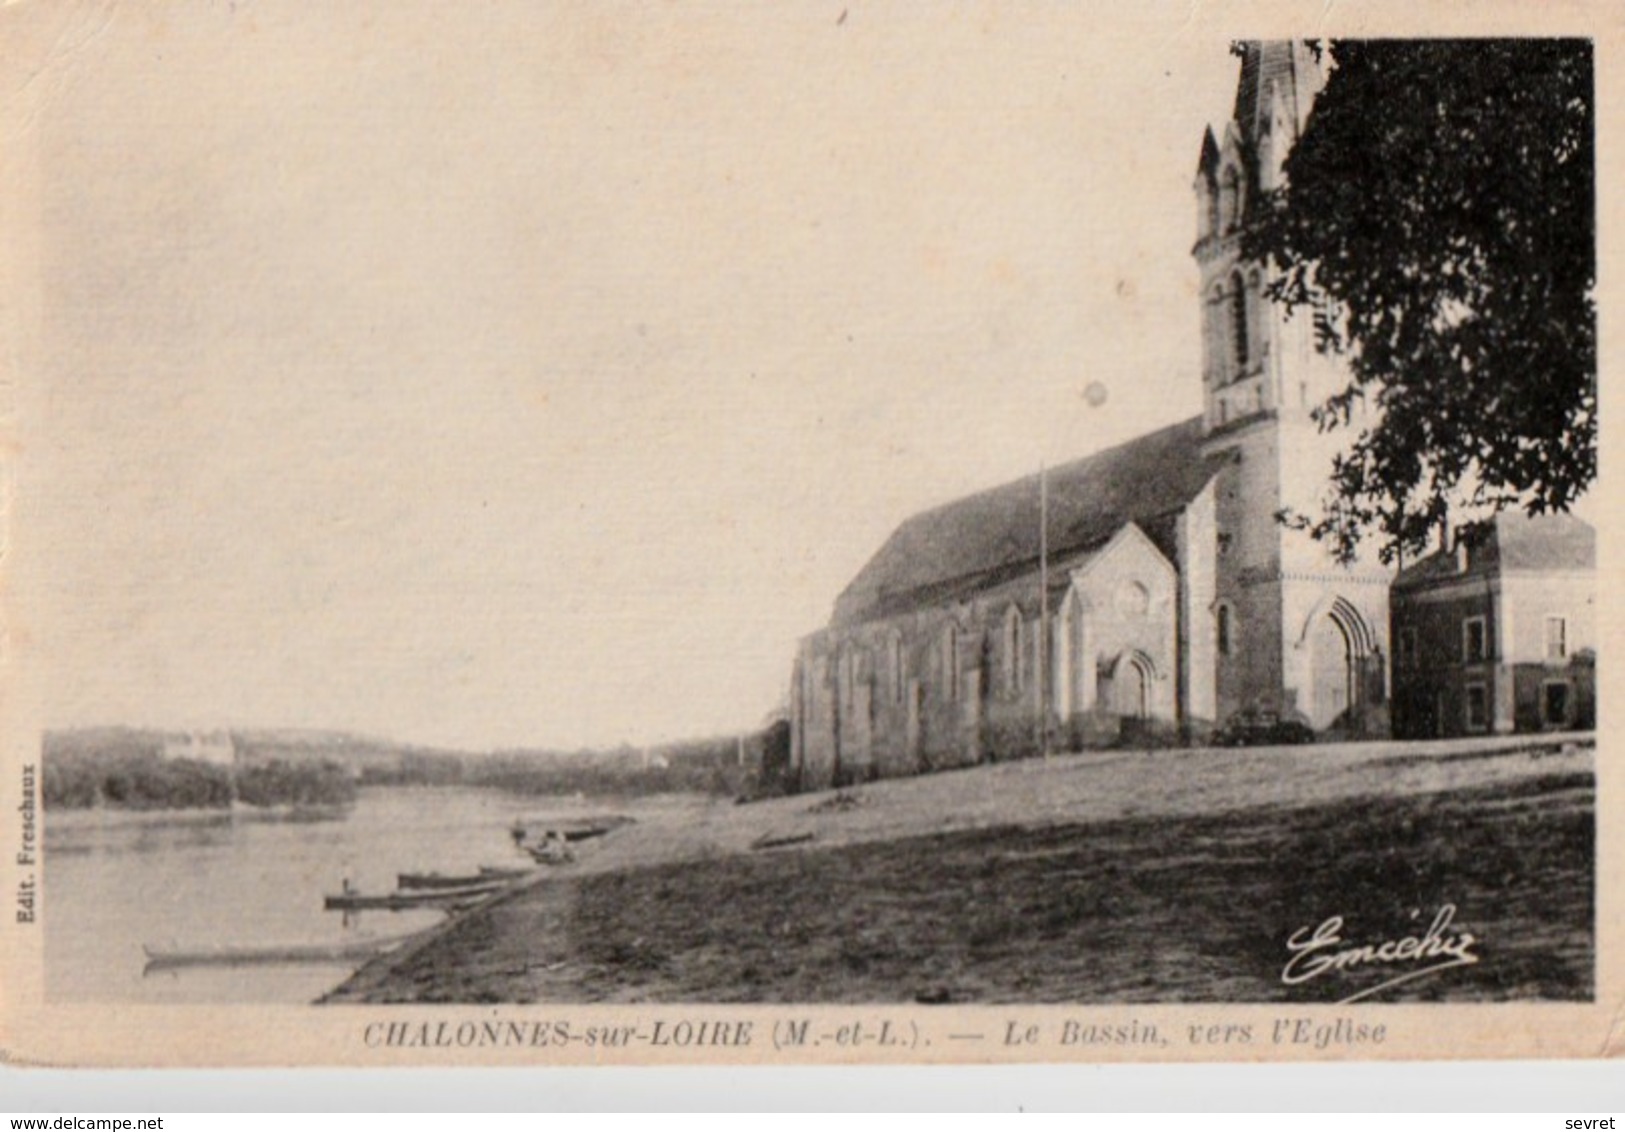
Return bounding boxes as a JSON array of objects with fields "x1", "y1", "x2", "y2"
[
  {"x1": 1390, "y1": 513, "x2": 1596, "y2": 738},
  {"x1": 787, "y1": 41, "x2": 1395, "y2": 789}
]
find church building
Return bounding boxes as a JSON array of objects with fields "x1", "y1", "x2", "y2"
[{"x1": 788, "y1": 42, "x2": 1393, "y2": 790}]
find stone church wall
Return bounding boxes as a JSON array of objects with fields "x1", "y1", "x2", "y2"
[{"x1": 791, "y1": 528, "x2": 1184, "y2": 791}]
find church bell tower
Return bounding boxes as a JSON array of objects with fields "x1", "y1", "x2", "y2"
[{"x1": 1193, "y1": 41, "x2": 1392, "y2": 737}]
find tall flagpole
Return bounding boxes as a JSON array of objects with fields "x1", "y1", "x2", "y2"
[{"x1": 1037, "y1": 460, "x2": 1049, "y2": 759}]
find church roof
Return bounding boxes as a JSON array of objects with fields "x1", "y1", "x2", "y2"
[
  {"x1": 831, "y1": 415, "x2": 1222, "y2": 627},
  {"x1": 1393, "y1": 511, "x2": 1596, "y2": 589}
]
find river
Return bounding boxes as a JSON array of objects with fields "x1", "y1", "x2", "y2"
[{"x1": 43, "y1": 786, "x2": 646, "y2": 1004}]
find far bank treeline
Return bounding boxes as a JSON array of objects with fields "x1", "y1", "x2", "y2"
[{"x1": 40, "y1": 722, "x2": 792, "y2": 811}]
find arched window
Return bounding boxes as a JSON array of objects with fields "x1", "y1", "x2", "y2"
[
  {"x1": 1221, "y1": 167, "x2": 1242, "y2": 232},
  {"x1": 942, "y1": 625, "x2": 960, "y2": 702},
  {"x1": 1206, "y1": 286, "x2": 1226, "y2": 384},
  {"x1": 1002, "y1": 607, "x2": 1022, "y2": 695},
  {"x1": 887, "y1": 633, "x2": 904, "y2": 705},
  {"x1": 1229, "y1": 272, "x2": 1250, "y2": 374},
  {"x1": 1247, "y1": 269, "x2": 1266, "y2": 365},
  {"x1": 1197, "y1": 179, "x2": 1219, "y2": 240}
]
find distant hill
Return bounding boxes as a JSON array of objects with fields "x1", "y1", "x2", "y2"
[
  {"x1": 42, "y1": 719, "x2": 791, "y2": 802},
  {"x1": 41, "y1": 726, "x2": 472, "y2": 770},
  {"x1": 40, "y1": 726, "x2": 371, "y2": 811},
  {"x1": 42, "y1": 726, "x2": 169, "y2": 762},
  {"x1": 228, "y1": 728, "x2": 472, "y2": 773}
]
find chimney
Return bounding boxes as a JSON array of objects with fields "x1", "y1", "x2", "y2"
[{"x1": 1453, "y1": 527, "x2": 1471, "y2": 573}]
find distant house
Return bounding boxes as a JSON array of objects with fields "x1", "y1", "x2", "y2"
[
  {"x1": 1389, "y1": 513, "x2": 1595, "y2": 739},
  {"x1": 160, "y1": 729, "x2": 238, "y2": 767}
]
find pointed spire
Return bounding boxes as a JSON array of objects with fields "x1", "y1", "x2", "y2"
[
  {"x1": 1195, "y1": 126, "x2": 1220, "y2": 180},
  {"x1": 1230, "y1": 41, "x2": 1324, "y2": 150}
]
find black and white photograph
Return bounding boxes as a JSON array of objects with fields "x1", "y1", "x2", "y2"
[{"x1": 0, "y1": 1, "x2": 1613, "y2": 1067}]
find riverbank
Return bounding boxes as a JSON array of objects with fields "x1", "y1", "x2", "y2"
[{"x1": 322, "y1": 734, "x2": 1594, "y2": 1005}]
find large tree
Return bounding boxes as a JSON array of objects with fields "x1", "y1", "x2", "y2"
[{"x1": 1245, "y1": 39, "x2": 1595, "y2": 564}]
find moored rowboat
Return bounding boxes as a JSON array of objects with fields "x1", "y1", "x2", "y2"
[
  {"x1": 510, "y1": 814, "x2": 635, "y2": 843},
  {"x1": 479, "y1": 864, "x2": 536, "y2": 879},
  {"x1": 142, "y1": 933, "x2": 414, "y2": 971},
  {"x1": 397, "y1": 866, "x2": 532, "y2": 890},
  {"x1": 323, "y1": 878, "x2": 511, "y2": 912}
]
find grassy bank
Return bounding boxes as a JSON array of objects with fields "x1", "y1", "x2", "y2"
[{"x1": 325, "y1": 742, "x2": 1592, "y2": 1005}]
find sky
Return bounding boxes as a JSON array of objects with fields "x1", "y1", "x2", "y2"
[{"x1": 14, "y1": 2, "x2": 1263, "y2": 750}]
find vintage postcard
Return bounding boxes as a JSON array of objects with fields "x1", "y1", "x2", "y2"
[{"x1": 1, "y1": 0, "x2": 1620, "y2": 1068}]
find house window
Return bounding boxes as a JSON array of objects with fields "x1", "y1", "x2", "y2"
[
  {"x1": 1545, "y1": 616, "x2": 1568, "y2": 661},
  {"x1": 1398, "y1": 627, "x2": 1418, "y2": 668},
  {"x1": 942, "y1": 627, "x2": 959, "y2": 702},
  {"x1": 1542, "y1": 680, "x2": 1570, "y2": 727},
  {"x1": 1464, "y1": 682, "x2": 1488, "y2": 732},
  {"x1": 1216, "y1": 603, "x2": 1233, "y2": 657},
  {"x1": 1217, "y1": 532, "x2": 1233, "y2": 558},
  {"x1": 1462, "y1": 616, "x2": 1487, "y2": 664}
]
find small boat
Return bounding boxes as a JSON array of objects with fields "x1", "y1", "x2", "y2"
[
  {"x1": 750, "y1": 830, "x2": 817, "y2": 851},
  {"x1": 510, "y1": 814, "x2": 635, "y2": 844},
  {"x1": 142, "y1": 933, "x2": 414, "y2": 971},
  {"x1": 397, "y1": 866, "x2": 532, "y2": 890},
  {"x1": 479, "y1": 864, "x2": 536, "y2": 879},
  {"x1": 397, "y1": 871, "x2": 490, "y2": 890},
  {"x1": 323, "y1": 878, "x2": 511, "y2": 912}
]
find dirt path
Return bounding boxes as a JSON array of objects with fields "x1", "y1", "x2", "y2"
[{"x1": 323, "y1": 734, "x2": 1594, "y2": 1004}]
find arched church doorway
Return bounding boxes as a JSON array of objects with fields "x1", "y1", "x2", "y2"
[
  {"x1": 1108, "y1": 651, "x2": 1154, "y2": 719},
  {"x1": 1305, "y1": 598, "x2": 1376, "y2": 732}
]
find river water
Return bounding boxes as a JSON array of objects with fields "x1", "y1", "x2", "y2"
[{"x1": 44, "y1": 786, "x2": 618, "y2": 1004}]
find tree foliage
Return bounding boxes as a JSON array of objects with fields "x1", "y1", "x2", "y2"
[{"x1": 1245, "y1": 39, "x2": 1594, "y2": 563}]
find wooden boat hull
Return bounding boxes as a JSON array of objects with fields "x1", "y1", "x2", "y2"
[
  {"x1": 142, "y1": 934, "x2": 412, "y2": 970},
  {"x1": 398, "y1": 872, "x2": 487, "y2": 890},
  {"x1": 511, "y1": 814, "x2": 635, "y2": 843},
  {"x1": 323, "y1": 879, "x2": 510, "y2": 912},
  {"x1": 397, "y1": 867, "x2": 530, "y2": 890}
]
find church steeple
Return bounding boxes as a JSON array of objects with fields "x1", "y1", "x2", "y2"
[
  {"x1": 1230, "y1": 40, "x2": 1324, "y2": 165},
  {"x1": 1192, "y1": 41, "x2": 1391, "y2": 739},
  {"x1": 1193, "y1": 41, "x2": 1327, "y2": 434}
]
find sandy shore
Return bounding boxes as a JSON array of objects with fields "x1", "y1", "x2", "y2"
[{"x1": 322, "y1": 733, "x2": 1594, "y2": 1004}]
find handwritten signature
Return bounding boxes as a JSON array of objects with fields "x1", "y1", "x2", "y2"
[{"x1": 1282, "y1": 904, "x2": 1479, "y2": 1004}]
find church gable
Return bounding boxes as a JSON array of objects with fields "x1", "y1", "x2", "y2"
[
  {"x1": 1055, "y1": 523, "x2": 1179, "y2": 723},
  {"x1": 1066, "y1": 522, "x2": 1175, "y2": 597}
]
